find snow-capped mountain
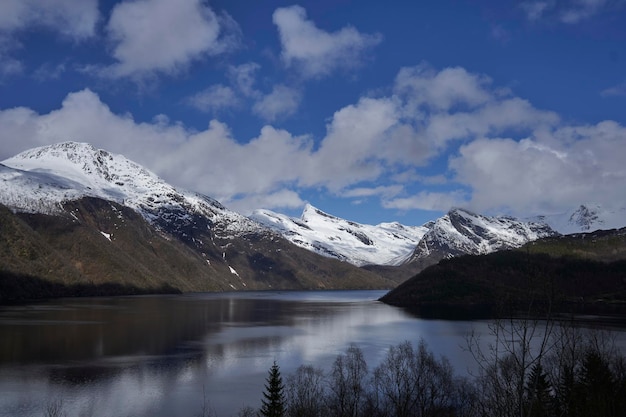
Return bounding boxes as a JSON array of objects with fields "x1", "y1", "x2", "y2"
[
  {"x1": 0, "y1": 142, "x2": 392, "y2": 299},
  {"x1": 1, "y1": 142, "x2": 260, "y2": 238},
  {"x1": 407, "y1": 208, "x2": 558, "y2": 263},
  {"x1": 532, "y1": 204, "x2": 626, "y2": 235},
  {"x1": 251, "y1": 205, "x2": 428, "y2": 267}
]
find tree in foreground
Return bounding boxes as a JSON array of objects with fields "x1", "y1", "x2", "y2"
[{"x1": 260, "y1": 361, "x2": 286, "y2": 417}]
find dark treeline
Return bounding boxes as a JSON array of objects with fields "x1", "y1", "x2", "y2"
[
  {"x1": 247, "y1": 319, "x2": 626, "y2": 417},
  {"x1": 0, "y1": 270, "x2": 180, "y2": 303}
]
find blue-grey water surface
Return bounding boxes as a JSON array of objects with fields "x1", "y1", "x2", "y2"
[{"x1": 0, "y1": 290, "x2": 624, "y2": 417}]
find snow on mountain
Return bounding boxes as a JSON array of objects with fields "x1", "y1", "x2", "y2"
[
  {"x1": 251, "y1": 204, "x2": 428, "y2": 267},
  {"x1": 408, "y1": 208, "x2": 557, "y2": 262},
  {"x1": 532, "y1": 204, "x2": 626, "y2": 234},
  {"x1": 0, "y1": 142, "x2": 260, "y2": 237}
]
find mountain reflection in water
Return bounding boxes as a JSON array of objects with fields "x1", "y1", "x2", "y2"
[{"x1": 1, "y1": 290, "x2": 624, "y2": 417}]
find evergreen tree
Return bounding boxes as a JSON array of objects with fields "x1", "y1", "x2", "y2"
[
  {"x1": 525, "y1": 362, "x2": 553, "y2": 417},
  {"x1": 260, "y1": 361, "x2": 286, "y2": 417}
]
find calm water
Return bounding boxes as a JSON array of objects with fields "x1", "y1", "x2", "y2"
[{"x1": 0, "y1": 290, "x2": 624, "y2": 417}]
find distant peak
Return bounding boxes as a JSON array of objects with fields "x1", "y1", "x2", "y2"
[
  {"x1": 448, "y1": 207, "x2": 478, "y2": 217},
  {"x1": 301, "y1": 203, "x2": 338, "y2": 222}
]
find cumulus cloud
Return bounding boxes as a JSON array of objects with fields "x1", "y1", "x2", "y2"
[
  {"x1": 450, "y1": 121, "x2": 626, "y2": 215},
  {"x1": 1, "y1": 62, "x2": 624, "y2": 217},
  {"x1": 272, "y1": 5, "x2": 382, "y2": 79},
  {"x1": 103, "y1": 0, "x2": 240, "y2": 78},
  {"x1": 394, "y1": 64, "x2": 493, "y2": 112},
  {"x1": 252, "y1": 85, "x2": 302, "y2": 122},
  {"x1": 0, "y1": 89, "x2": 313, "y2": 212},
  {"x1": 185, "y1": 84, "x2": 239, "y2": 113}
]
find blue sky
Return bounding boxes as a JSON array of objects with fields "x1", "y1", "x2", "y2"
[{"x1": 1, "y1": 0, "x2": 625, "y2": 226}]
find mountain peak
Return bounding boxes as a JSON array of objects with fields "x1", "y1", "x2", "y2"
[
  {"x1": 407, "y1": 209, "x2": 558, "y2": 263},
  {"x1": 1, "y1": 142, "x2": 258, "y2": 238},
  {"x1": 301, "y1": 203, "x2": 339, "y2": 222},
  {"x1": 4, "y1": 141, "x2": 156, "y2": 187}
]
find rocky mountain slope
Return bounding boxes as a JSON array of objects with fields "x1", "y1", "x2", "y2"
[
  {"x1": 406, "y1": 208, "x2": 558, "y2": 264},
  {"x1": 251, "y1": 205, "x2": 428, "y2": 267},
  {"x1": 0, "y1": 142, "x2": 392, "y2": 302}
]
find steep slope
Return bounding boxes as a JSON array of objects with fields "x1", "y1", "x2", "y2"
[
  {"x1": 0, "y1": 143, "x2": 392, "y2": 301},
  {"x1": 251, "y1": 204, "x2": 428, "y2": 267},
  {"x1": 0, "y1": 198, "x2": 220, "y2": 302},
  {"x1": 406, "y1": 208, "x2": 557, "y2": 264}
]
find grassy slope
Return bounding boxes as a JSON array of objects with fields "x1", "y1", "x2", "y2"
[{"x1": 380, "y1": 228, "x2": 626, "y2": 317}]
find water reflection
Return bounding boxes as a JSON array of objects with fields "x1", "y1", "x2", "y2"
[{"x1": 2, "y1": 290, "x2": 619, "y2": 417}]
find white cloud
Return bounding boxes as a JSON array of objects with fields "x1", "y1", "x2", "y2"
[
  {"x1": 0, "y1": 0, "x2": 98, "y2": 78},
  {"x1": 0, "y1": 50, "x2": 22, "y2": 76},
  {"x1": 228, "y1": 62, "x2": 261, "y2": 98},
  {"x1": 252, "y1": 85, "x2": 302, "y2": 122},
  {"x1": 226, "y1": 189, "x2": 304, "y2": 215},
  {"x1": 2, "y1": 62, "x2": 624, "y2": 217},
  {"x1": 33, "y1": 62, "x2": 67, "y2": 81},
  {"x1": 382, "y1": 191, "x2": 468, "y2": 212},
  {"x1": 520, "y1": 1, "x2": 552, "y2": 21},
  {"x1": 272, "y1": 5, "x2": 382, "y2": 79},
  {"x1": 520, "y1": 0, "x2": 619, "y2": 24},
  {"x1": 0, "y1": 90, "x2": 313, "y2": 212},
  {"x1": 560, "y1": 0, "x2": 608, "y2": 23},
  {"x1": 342, "y1": 185, "x2": 404, "y2": 199},
  {"x1": 0, "y1": 0, "x2": 99, "y2": 39},
  {"x1": 185, "y1": 84, "x2": 239, "y2": 113},
  {"x1": 103, "y1": 0, "x2": 240, "y2": 78},
  {"x1": 601, "y1": 81, "x2": 626, "y2": 97},
  {"x1": 394, "y1": 64, "x2": 493, "y2": 112},
  {"x1": 450, "y1": 120, "x2": 626, "y2": 215}
]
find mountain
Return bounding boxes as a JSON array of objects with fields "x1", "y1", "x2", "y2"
[
  {"x1": 380, "y1": 228, "x2": 626, "y2": 318},
  {"x1": 0, "y1": 142, "x2": 392, "y2": 302},
  {"x1": 532, "y1": 204, "x2": 626, "y2": 234},
  {"x1": 406, "y1": 208, "x2": 558, "y2": 264},
  {"x1": 251, "y1": 205, "x2": 428, "y2": 267}
]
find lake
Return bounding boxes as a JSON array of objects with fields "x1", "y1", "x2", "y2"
[{"x1": 0, "y1": 290, "x2": 624, "y2": 417}]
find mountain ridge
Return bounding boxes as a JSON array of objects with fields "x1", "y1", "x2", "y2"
[
  {"x1": 251, "y1": 204, "x2": 428, "y2": 267},
  {"x1": 0, "y1": 142, "x2": 393, "y2": 302},
  {"x1": 2, "y1": 142, "x2": 625, "y2": 303}
]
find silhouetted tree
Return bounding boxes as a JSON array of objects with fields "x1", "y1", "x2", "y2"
[
  {"x1": 524, "y1": 363, "x2": 553, "y2": 417},
  {"x1": 328, "y1": 344, "x2": 368, "y2": 417},
  {"x1": 286, "y1": 364, "x2": 325, "y2": 417},
  {"x1": 260, "y1": 361, "x2": 286, "y2": 417}
]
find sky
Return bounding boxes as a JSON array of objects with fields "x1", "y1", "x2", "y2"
[{"x1": 0, "y1": 0, "x2": 625, "y2": 226}]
